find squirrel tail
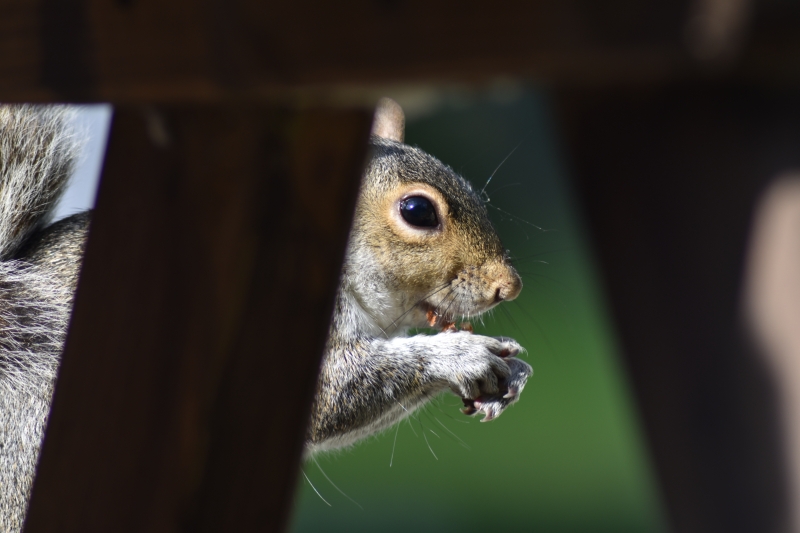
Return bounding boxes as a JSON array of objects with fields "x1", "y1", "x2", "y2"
[
  {"x1": 0, "y1": 105, "x2": 80, "y2": 261},
  {"x1": 0, "y1": 105, "x2": 85, "y2": 532}
]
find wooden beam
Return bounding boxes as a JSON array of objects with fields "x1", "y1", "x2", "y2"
[
  {"x1": 4, "y1": 0, "x2": 700, "y2": 102},
  {"x1": 23, "y1": 105, "x2": 372, "y2": 532},
  {"x1": 6, "y1": 0, "x2": 800, "y2": 102}
]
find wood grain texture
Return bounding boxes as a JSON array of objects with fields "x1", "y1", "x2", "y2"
[{"x1": 23, "y1": 105, "x2": 372, "y2": 532}]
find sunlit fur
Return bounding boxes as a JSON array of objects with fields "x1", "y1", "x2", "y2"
[{"x1": 306, "y1": 132, "x2": 532, "y2": 454}]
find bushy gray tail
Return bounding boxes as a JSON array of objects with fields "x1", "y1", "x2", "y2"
[
  {"x1": 0, "y1": 105, "x2": 84, "y2": 533},
  {"x1": 0, "y1": 106, "x2": 79, "y2": 260}
]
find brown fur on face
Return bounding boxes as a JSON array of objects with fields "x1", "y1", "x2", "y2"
[{"x1": 350, "y1": 137, "x2": 521, "y2": 328}]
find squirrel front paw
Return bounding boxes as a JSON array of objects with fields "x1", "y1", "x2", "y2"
[
  {"x1": 461, "y1": 357, "x2": 532, "y2": 422},
  {"x1": 427, "y1": 332, "x2": 528, "y2": 420}
]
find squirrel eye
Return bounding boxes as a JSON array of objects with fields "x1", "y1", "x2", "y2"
[{"x1": 399, "y1": 196, "x2": 439, "y2": 228}]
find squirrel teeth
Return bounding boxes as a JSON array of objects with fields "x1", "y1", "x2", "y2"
[
  {"x1": 425, "y1": 307, "x2": 475, "y2": 333},
  {"x1": 426, "y1": 308, "x2": 438, "y2": 327}
]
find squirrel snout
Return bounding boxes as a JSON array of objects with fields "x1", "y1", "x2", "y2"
[
  {"x1": 493, "y1": 273, "x2": 522, "y2": 302},
  {"x1": 487, "y1": 263, "x2": 522, "y2": 303}
]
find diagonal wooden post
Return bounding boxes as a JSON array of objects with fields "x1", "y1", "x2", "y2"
[
  {"x1": 24, "y1": 105, "x2": 372, "y2": 532},
  {"x1": 559, "y1": 86, "x2": 797, "y2": 532}
]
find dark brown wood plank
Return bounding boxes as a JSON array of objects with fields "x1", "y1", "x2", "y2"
[
  {"x1": 6, "y1": 0, "x2": 800, "y2": 102},
  {"x1": 5, "y1": 0, "x2": 699, "y2": 102},
  {"x1": 559, "y1": 85, "x2": 799, "y2": 532},
  {"x1": 23, "y1": 105, "x2": 372, "y2": 532}
]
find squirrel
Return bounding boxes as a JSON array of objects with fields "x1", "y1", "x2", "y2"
[
  {"x1": 0, "y1": 100, "x2": 531, "y2": 530},
  {"x1": 306, "y1": 98, "x2": 531, "y2": 453},
  {"x1": 0, "y1": 105, "x2": 89, "y2": 532}
]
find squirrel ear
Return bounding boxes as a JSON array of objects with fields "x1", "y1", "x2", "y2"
[{"x1": 371, "y1": 98, "x2": 405, "y2": 143}]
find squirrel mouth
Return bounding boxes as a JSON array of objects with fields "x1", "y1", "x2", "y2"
[
  {"x1": 420, "y1": 283, "x2": 502, "y2": 331},
  {"x1": 421, "y1": 304, "x2": 474, "y2": 333},
  {"x1": 419, "y1": 301, "x2": 449, "y2": 328}
]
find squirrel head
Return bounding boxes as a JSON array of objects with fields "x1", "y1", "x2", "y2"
[{"x1": 344, "y1": 98, "x2": 522, "y2": 334}]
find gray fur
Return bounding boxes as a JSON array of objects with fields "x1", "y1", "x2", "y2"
[
  {"x1": 0, "y1": 102, "x2": 532, "y2": 529},
  {"x1": 307, "y1": 126, "x2": 532, "y2": 454},
  {"x1": 0, "y1": 106, "x2": 86, "y2": 532},
  {"x1": 0, "y1": 106, "x2": 80, "y2": 261}
]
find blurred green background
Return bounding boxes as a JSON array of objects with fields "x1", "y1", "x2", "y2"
[{"x1": 289, "y1": 87, "x2": 668, "y2": 533}]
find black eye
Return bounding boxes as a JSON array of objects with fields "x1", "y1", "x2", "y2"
[{"x1": 399, "y1": 196, "x2": 439, "y2": 228}]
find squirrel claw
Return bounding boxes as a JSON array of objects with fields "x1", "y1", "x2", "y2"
[
  {"x1": 480, "y1": 408, "x2": 497, "y2": 422},
  {"x1": 461, "y1": 398, "x2": 478, "y2": 416},
  {"x1": 494, "y1": 337, "x2": 521, "y2": 358},
  {"x1": 503, "y1": 387, "x2": 518, "y2": 399}
]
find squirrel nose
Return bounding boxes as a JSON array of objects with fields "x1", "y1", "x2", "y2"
[{"x1": 492, "y1": 267, "x2": 522, "y2": 303}]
